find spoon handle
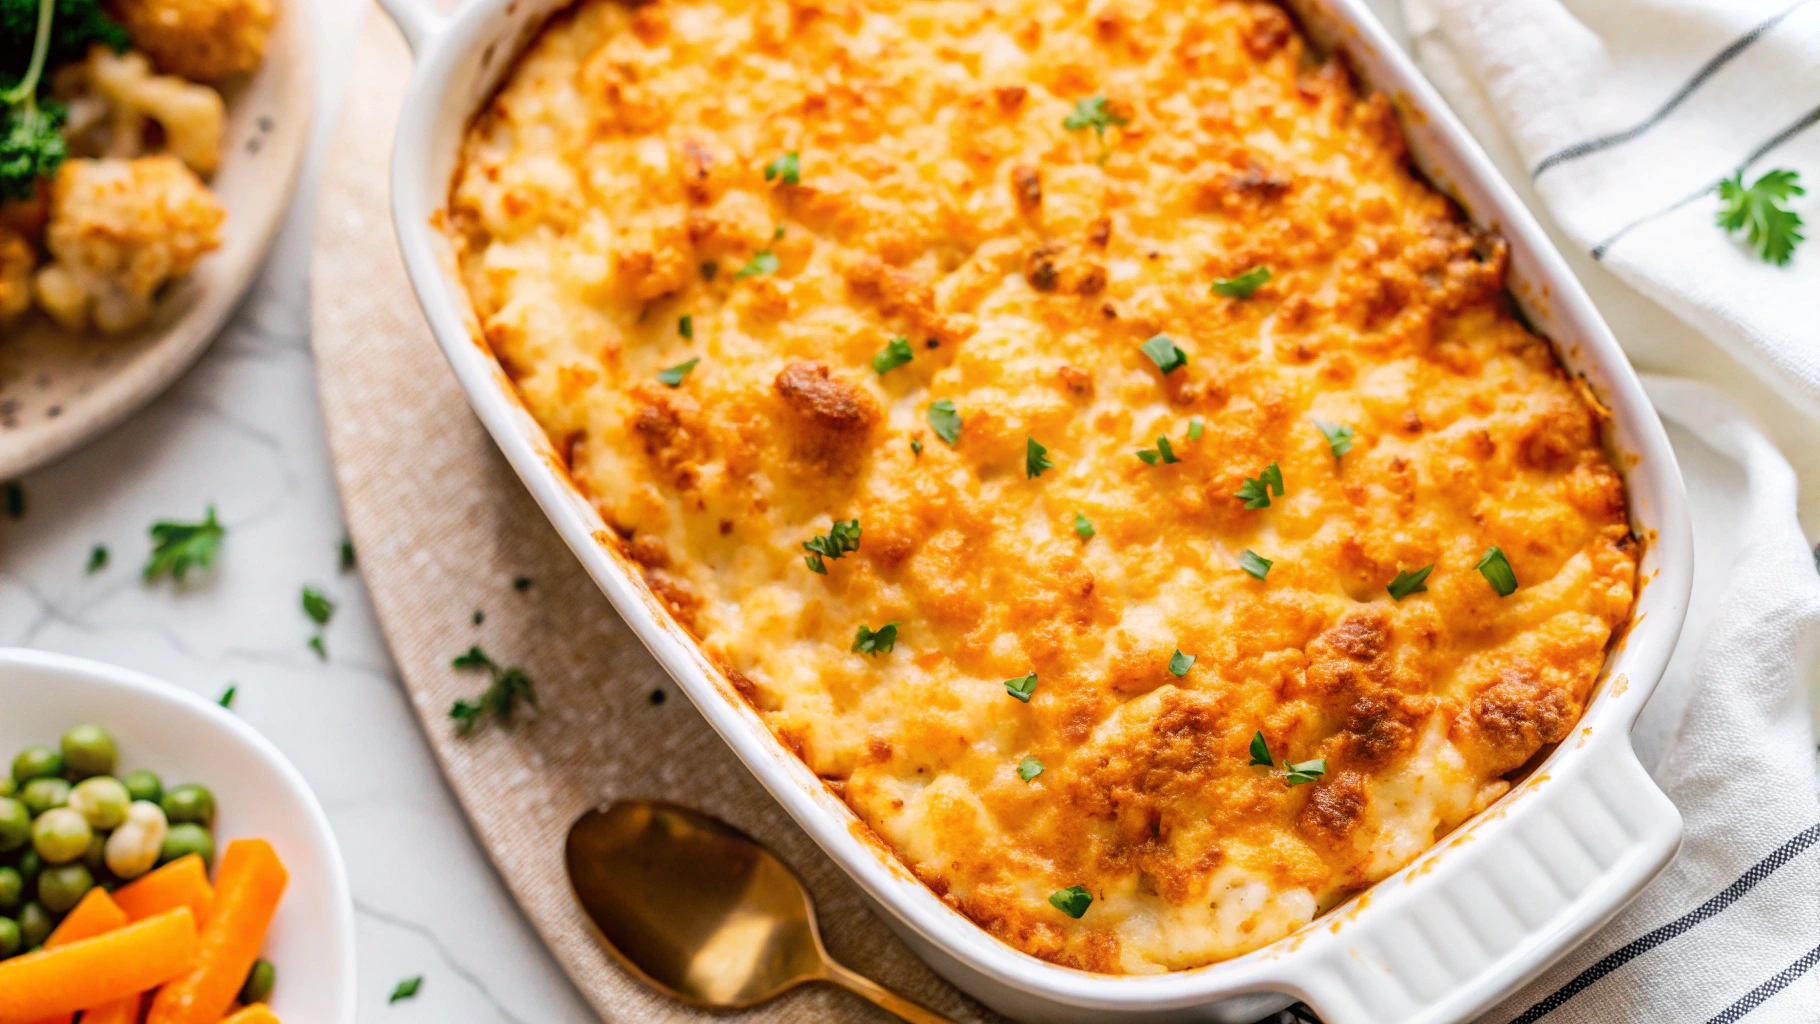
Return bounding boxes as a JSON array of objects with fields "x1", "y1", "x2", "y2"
[{"x1": 823, "y1": 960, "x2": 963, "y2": 1024}]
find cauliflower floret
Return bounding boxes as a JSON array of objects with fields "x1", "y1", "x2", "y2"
[
  {"x1": 56, "y1": 47, "x2": 225, "y2": 175},
  {"x1": 0, "y1": 229, "x2": 36, "y2": 327},
  {"x1": 33, "y1": 156, "x2": 224, "y2": 334},
  {"x1": 110, "y1": 0, "x2": 274, "y2": 83}
]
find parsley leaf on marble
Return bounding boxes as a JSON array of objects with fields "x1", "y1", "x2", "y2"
[
  {"x1": 852, "y1": 623, "x2": 898, "y2": 656},
  {"x1": 1387, "y1": 565, "x2": 1434, "y2": 601},
  {"x1": 927, "y1": 399, "x2": 961, "y2": 446},
  {"x1": 143, "y1": 507, "x2": 224, "y2": 582},
  {"x1": 802, "y1": 518, "x2": 861, "y2": 574},
  {"x1": 1477, "y1": 546, "x2": 1518, "y2": 597},
  {"x1": 1140, "y1": 334, "x2": 1187, "y2": 375},
  {"x1": 218, "y1": 685, "x2": 236, "y2": 708},
  {"x1": 307, "y1": 635, "x2": 326, "y2": 660},
  {"x1": 339, "y1": 536, "x2": 355, "y2": 572},
  {"x1": 1004, "y1": 672, "x2": 1038, "y2": 702},
  {"x1": 1212, "y1": 266, "x2": 1271, "y2": 299},
  {"x1": 872, "y1": 336, "x2": 914, "y2": 375},
  {"x1": 1026, "y1": 436, "x2": 1054, "y2": 478},
  {"x1": 390, "y1": 976, "x2": 423, "y2": 1003},
  {"x1": 85, "y1": 544, "x2": 107, "y2": 574},
  {"x1": 302, "y1": 586, "x2": 335, "y2": 626}
]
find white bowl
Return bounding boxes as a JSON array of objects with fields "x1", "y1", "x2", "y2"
[{"x1": 0, "y1": 648, "x2": 355, "y2": 1023}]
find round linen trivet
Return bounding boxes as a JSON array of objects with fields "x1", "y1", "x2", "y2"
[{"x1": 308, "y1": 11, "x2": 1005, "y2": 1023}]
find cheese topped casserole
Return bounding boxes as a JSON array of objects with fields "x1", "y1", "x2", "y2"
[{"x1": 448, "y1": 0, "x2": 1639, "y2": 974}]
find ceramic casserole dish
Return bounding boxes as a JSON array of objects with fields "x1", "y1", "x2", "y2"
[{"x1": 374, "y1": 0, "x2": 1695, "y2": 1020}]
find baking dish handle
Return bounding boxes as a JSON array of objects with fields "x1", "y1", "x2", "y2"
[
  {"x1": 375, "y1": 0, "x2": 449, "y2": 53},
  {"x1": 1277, "y1": 736, "x2": 1681, "y2": 1024}
]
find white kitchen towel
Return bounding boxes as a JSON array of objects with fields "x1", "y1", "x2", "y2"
[{"x1": 1401, "y1": 0, "x2": 1820, "y2": 418}]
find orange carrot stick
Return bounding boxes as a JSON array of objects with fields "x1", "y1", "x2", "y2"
[
  {"x1": 73, "y1": 994, "x2": 139, "y2": 1024},
  {"x1": 146, "y1": 840, "x2": 288, "y2": 1024},
  {"x1": 113, "y1": 854, "x2": 215, "y2": 925},
  {"x1": 44, "y1": 888, "x2": 128, "y2": 948},
  {"x1": 0, "y1": 908, "x2": 197, "y2": 1022},
  {"x1": 221, "y1": 1005, "x2": 280, "y2": 1024}
]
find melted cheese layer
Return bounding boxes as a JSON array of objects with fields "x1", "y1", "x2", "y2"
[{"x1": 448, "y1": 0, "x2": 1638, "y2": 974}]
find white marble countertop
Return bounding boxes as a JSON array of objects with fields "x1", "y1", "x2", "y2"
[
  {"x1": 2, "y1": 2, "x2": 1817, "y2": 1023},
  {"x1": 0, "y1": 0, "x2": 595, "y2": 1019}
]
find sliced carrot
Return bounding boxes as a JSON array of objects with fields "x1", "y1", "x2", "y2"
[
  {"x1": 113, "y1": 854, "x2": 215, "y2": 925},
  {"x1": 0, "y1": 908, "x2": 197, "y2": 1021},
  {"x1": 146, "y1": 840, "x2": 288, "y2": 1024},
  {"x1": 221, "y1": 1006, "x2": 280, "y2": 1024},
  {"x1": 44, "y1": 888, "x2": 128, "y2": 948},
  {"x1": 73, "y1": 994, "x2": 140, "y2": 1024}
]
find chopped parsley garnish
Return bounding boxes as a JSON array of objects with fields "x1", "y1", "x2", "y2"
[
  {"x1": 1137, "y1": 435, "x2": 1179, "y2": 465},
  {"x1": 1235, "y1": 462, "x2": 1284, "y2": 508},
  {"x1": 1063, "y1": 96, "x2": 1128, "y2": 139},
  {"x1": 802, "y1": 518, "x2": 861, "y2": 574},
  {"x1": 218, "y1": 685, "x2": 236, "y2": 709},
  {"x1": 852, "y1": 622, "x2": 898, "y2": 656},
  {"x1": 473, "y1": 610, "x2": 485, "y2": 625},
  {"x1": 1284, "y1": 758, "x2": 1327, "y2": 785},
  {"x1": 1212, "y1": 266, "x2": 1271, "y2": 299},
  {"x1": 1387, "y1": 565, "x2": 1434, "y2": 601},
  {"x1": 872, "y1": 336, "x2": 914, "y2": 374},
  {"x1": 302, "y1": 586, "x2": 335, "y2": 625},
  {"x1": 656, "y1": 357, "x2": 699, "y2": 387},
  {"x1": 910, "y1": 438, "x2": 924, "y2": 455},
  {"x1": 700, "y1": 260, "x2": 719, "y2": 281},
  {"x1": 1248, "y1": 731, "x2": 1274, "y2": 767},
  {"x1": 390, "y1": 976, "x2": 424, "y2": 1003},
  {"x1": 1716, "y1": 168, "x2": 1804, "y2": 265},
  {"x1": 1476, "y1": 546, "x2": 1518, "y2": 596},
  {"x1": 85, "y1": 544, "x2": 107, "y2": 574},
  {"x1": 678, "y1": 314, "x2": 693, "y2": 340},
  {"x1": 927, "y1": 399, "x2": 962, "y2": 446},
  {"x1": 1313, "y1": 419, "x2": 1356, "y2": 458},
  {"x1": 514, "y1": 576, "x2": 532, "y2": 592},
  {"x1": 1073, "y1": 512, "x2": 1095, "y2": 540},
  {"x1": 3, "y1": 481, "x2": 20, "y2": 517},
  {"x1": 450, "y1": 646, "x2": 538, "y2": 734},
  {"x1": 1048, "y1": 885, "x2": 1093, "y2": 919},
  {"x1": 1017, "y1": 756, "x2": 1044, "y2": 782},
  {"x1": 1188, "y1": 416, "x2": 1204, "y2": 440},
  {"x1": 1025, "y1": 436, "x2": 1054, "y2": 478},
  {"x1": 1238, "y1": 550, "x2": 1272, "y2": 580},
  {"x1": 1004, "y1": 672, "x2": 1038, "y2": 702},
  {"x1": 735, "y1": 251, "x2": 779, "y2": 279},
  {"x1": 763, "y1": 150, "x2": 801, "y2": 185},
  {"x1": 1168, "y1": 650, "x2": 1195, "y2": 676},
  {"x1": 1139, "y1": 334, "x2": 1188, "y2": 375},
  {"x1": 339, "y1": 536, "x2": 355, "y2": 572},
  {"x1": 144, "y1": 507, "x2": 224, "y2": 582},
  {"x1": 307, "y1": 635, "x2": 327, "y2": 660}
]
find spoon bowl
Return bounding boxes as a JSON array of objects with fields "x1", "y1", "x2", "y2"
[{"x1": 566, "y1": 800, "x2": 957, "y2": 1023}]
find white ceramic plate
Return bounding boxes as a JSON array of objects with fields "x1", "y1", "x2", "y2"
[
  {"x1": 0, "y1": 648, "x2": 355, "y2": 1023},
  {"x1": 0, "y1": 2, "x2": 314, "y2": 480}
]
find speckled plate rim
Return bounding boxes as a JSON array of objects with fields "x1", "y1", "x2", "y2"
[
  {"x1": 376, "y1": 1, "x2": 1695, "y2": 1021},
  {"x1": 0, "y1": 2, "x2": 315, "y2": 480}
]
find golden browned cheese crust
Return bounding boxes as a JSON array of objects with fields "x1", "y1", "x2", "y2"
[{"x1": 448, "y1": 0, "x2": 1638, "y2": 974}]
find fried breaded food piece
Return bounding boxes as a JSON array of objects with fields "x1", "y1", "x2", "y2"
[
  {"x1": 33, "y1": 156, "x2": 224, "y2": 333},
  {"x1": 56, "y1": 47, "x2": 225, "y2": 175},
  {"x1": 109, "y1": 0, "x2": 273, "y2": 82},
  {"x1": 0, "y1": 228, "x2": 37, "y2": 326}
]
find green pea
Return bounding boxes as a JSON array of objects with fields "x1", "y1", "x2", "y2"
[
  {"x1": 161, "y1": 785, "x2": 216, "y2": 827},
  {"x1": 0, "y1": 915, "x2": 18, "y2": 958},
  {"x1": 17, "y1": 849, "x2": 41, "y2": 888},
  {"x1": 240, "y1": 958, "x2": 276, "y2": 1004},
  {"x1": 160, "y1": 823, "x2": 214, "y2": 869},
  {"x1": 11, "y1": 746, "x2": 60, "y2": 785},
  {"x1": 32, "y1": 808, "x2": 92, "y2": 865},
  {"x1": 121, "y1": 769, "x2": 163, "y2": 805},
  {"x1": 69, "y1": 777, "x2": 130, "y2": 831},
  {"x1": 0, "y1": 798, "x2": 29, "y2": 852},
  {"x1": 59, "y1": 724, "x2": 116, "y2": 780},
  {"x1": 0, "y1": 866, "x2": 21, "y2": 912},
  {"x1": 20, "y1": 778, "x2": 69, "y2": 817},
  {"x1": 16, "y1": 901, "x2": 51, "y2": 948},
  {"x1": 37, "y1": 863, "x2": 93, "y2": 914}
]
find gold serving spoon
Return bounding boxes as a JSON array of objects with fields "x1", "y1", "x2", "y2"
[{"x1": 566, "y1": 799, "x2": 961, "y2": 1024}]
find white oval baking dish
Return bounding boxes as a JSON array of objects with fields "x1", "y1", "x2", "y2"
[{"x1": 372, "y1": 1, "x2": 1696, "y2": 1020}]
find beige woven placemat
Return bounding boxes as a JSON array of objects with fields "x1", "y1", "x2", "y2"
[{"x1": 308, "y1": 9, "x2": 1003, "y2": 1023}]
